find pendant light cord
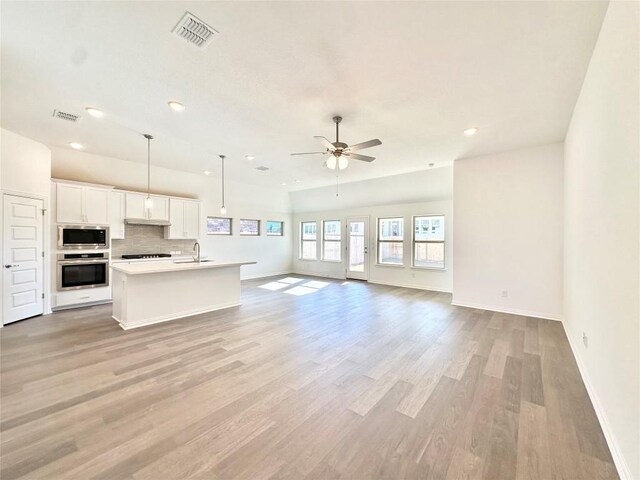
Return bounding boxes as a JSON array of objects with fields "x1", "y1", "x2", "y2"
[
  {"x1": 143, "y1": 134, "x2": 153, "y2": 199},
  {"x1": 220, "y1": 155, "x2": 226, "y2": 209}
]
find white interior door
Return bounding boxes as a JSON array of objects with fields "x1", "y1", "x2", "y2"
[
  {"x1": 3, "y1": 194, "x2": 44, "y2": 324},
  {"x1": 346, "y1": 217, "x2": 369, "y2": 280}
]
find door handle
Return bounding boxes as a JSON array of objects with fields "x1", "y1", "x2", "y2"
[{"x1": 4, "y1": 264, "x2": 19, "y2": 268}]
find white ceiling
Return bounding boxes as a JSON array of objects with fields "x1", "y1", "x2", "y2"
[{"x1": 1, "y1": 1, "x2": 607, "y2": 191}]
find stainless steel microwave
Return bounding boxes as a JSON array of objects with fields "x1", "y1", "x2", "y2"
[{"x1": 57, "y1": 225, "x2": 110, "y2": 250}]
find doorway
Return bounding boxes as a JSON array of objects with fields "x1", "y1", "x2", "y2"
[
  {"x1": 2, "y1": 194, "x2": 44, "y2": 324},
  {"x1": 346, "y1": 217, "x2": 369, "y2": 281}
]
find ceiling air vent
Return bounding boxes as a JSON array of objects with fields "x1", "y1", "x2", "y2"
[
  {"x1": 172, "y1": 12, "x2": 218, "y2": 49},
  {"x1": 255, "y1": 166, "x2": 269, "y2": 172},
  {"x1": 52, "y1": 110, "x2": 80, "y2": 122}
]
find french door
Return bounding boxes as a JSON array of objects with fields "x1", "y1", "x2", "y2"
[
  {"x1": 346, "y1": 217, "x2": 369, "y2": 281},
  {"x1": 3, "y1": 194, "x2": 44, "y2": 324}
]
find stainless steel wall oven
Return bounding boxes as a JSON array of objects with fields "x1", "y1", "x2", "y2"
[{"x1": 57, "y1": 253, "x2": 109, "y2": 291}]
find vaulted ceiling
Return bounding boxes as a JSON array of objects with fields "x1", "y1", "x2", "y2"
[{"x1": 1, "y1": 1, "x2": 608, "y2": 190}]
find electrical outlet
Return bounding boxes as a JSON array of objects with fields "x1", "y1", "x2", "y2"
[
  {"x1": 582, "y1": 332, "x2": 588, "y2": 348},
  {"x1": 501, "y1": 290, "x2": 508, "y2": 298}
]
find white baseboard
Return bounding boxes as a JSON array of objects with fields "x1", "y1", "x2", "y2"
[
  {"x1": 563, "y1": 323, "x2": 633, "y2": 480},
  {"x1": 450, "y1": 299, "x2": 562, "y2": 321},
  {"x1": 241, "y1": 271, "x2": 293, "y2": 280},
  {"x1": 291, "y1": 270, "x2": 346, "y2": 280},
  {"x1": 368, "y1": 279, "x2": 452, "y2": 293},
  {"x1": 114, "y1": 301, "x2": 241, "y2": 330}
]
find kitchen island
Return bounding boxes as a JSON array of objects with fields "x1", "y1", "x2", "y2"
[{"x1": 110, "y1": 260, "x2": 256, "y2": 329}]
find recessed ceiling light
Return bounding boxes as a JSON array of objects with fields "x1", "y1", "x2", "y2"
[
  {"x1": 245, "y1": 155, "x2": 255, "y2": 161},
  {"x1": 295, "y1": 179, "x2": 301, "y2": 183},
  {"x1": 281, "y1": 182, "x2": 287, "y2": 186},
  {"x1": 85, "y1": 107, "x2": 104, "y2": 118},
  {"x1": 203, "y1": 170, "x2": 211, "y2": 175},
  {"x1": 69, "y1": 142, "x2": 83, "y2": 150},
  {"x1": 463, "y1": 127, "x2": 479, "y2": 136},
  {"x1": 168, "y1": 101, "x2": 185, "y2": 111}
]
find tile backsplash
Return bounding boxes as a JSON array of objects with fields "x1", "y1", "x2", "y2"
[{"x1": 112, "y1": 224, "x2": 196, "y2": 257}]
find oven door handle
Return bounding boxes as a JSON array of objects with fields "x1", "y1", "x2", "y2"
[{"x1": 58, "y1": 260, "x2": 109, "y2": 265}]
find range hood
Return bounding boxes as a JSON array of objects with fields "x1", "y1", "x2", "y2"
[{"x1": 125, "y1": 218, "x2": 171, "y2": 227}]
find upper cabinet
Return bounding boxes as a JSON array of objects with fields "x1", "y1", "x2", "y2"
[
  {"x1": 166, "y1": 198, "x2": 200, "y2": 239},
  {"x1": 124, "y1": 193, "x2": 169, "y2": 221},
  {"x1": 56, "y1": 182, "x2": 110, "y2": 225},
  {"x1": 110, "y1": 191, "x2": 126, "y2": 239}
]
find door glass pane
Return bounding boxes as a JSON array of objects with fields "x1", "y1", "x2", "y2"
[
  {"x1": 414, "y1": 242, "x2": 444, "y2": 268},
  {"x1": 379, "y1": 242, "x2": 403, "y2": 265},
  {"x1": 349, "y1": 221, "x2": 365, "y2": 272}
]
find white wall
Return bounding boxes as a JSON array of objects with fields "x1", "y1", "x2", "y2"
[
  {"x1": 564, "y1": 2, "x2": 639, "y2": 478},
  {"x1": 1, "y1": 128, "x2": 52, "y2": 198},
  {"x1": 1, "y1": 129, "x2": 52, "y2": 322},
  {"x1": 290, "y1": 168, "x2": 453, "y2": 292},
  {"x1": 453, "y1": 143, "x2": 564, "y2": 320},
  {"x1": 51, "y1": 149, "x2": 293, "y2": 279},
  {"x1": 290, "y1": 166, "x2": 453, "y2": 213}
]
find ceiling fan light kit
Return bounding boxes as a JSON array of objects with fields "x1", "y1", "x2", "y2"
[{"x1": 291, "y1": 115, "x2": 381, "y2": 171}]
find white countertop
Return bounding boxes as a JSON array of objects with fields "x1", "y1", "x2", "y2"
[
  {"x1": 110, "y1": 260, "x2": 256, "y2": 275},
  {"x1": 110, "y1": 256, "x2": 193, "y2": 264}
]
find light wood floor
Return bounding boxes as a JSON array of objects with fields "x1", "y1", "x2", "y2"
[{"x1": 1, "y1": 276, "x2": 618, "y2": 480}]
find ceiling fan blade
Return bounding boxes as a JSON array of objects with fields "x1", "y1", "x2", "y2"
[
  {"x1": 345, "y1": 139, "x2": 382, "y2": 152},
  {"x1": 290, "y1": 152, "x2": 327, "y2": 156},
  {"x1": 345, "y1": 152, "x2": 376, "y2": 162},
  {"x1": 314, "y1": 136, "x2": 335, "y2": 151}
]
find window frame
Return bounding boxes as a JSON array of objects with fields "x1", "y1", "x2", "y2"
[
  {"x1": 321, "y1": 220, "x2": 342, "y2": 262},
  {"x1": 265, "y1": 220, "x2": 284, "y2": 236},
  {"x1": 299, "y1": 221, "x2": 318, "y2": 261},
  {"x1": 206, "y1": 216, "x2": 232, "y2": 236},
  {"x1": 412, "y1": 214, "x2": 446, "y2": 270},
  {"x1": 377, "y1": 216, "x2": 405, "y2": 266},
  {"x1": 239, "y1": 218, "x2": 261, "y2": 236}
]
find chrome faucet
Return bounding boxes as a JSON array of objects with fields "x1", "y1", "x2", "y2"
[{"x1": 193, "y1": 241, "x2": 201, "y2": 262}]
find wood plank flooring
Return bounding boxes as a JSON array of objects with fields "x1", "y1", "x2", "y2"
[{"x1": 0, "y1": 276, "x2": 619, "y2": 479}]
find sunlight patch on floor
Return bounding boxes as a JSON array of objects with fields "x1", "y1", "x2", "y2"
[
  {"x1": 284, "y1": 286, "x2": 318, "y2": 296},
  {"x1": 303, "y1": 280, "x2": 330, "y2": 289},
  {"x1": 279, "y1": 277, "x2": 304, "y2": 284},
  {"x1": 258, "y1": 281, "x2": 290, "y2": 291}
]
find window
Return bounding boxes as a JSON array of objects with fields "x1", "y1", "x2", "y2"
[
  {"x1": 322, "y1": 220, "x2": 341, "y2": 262},
  {"x1": 239, "y1": 219, "x2": 260, "y2": 236},
  {"x1": 378, "y1": 217, "x2": 404, "y2": 265},
  {"x1": 300, "y1": 221, "x2": 317, "y2": 260},
  {"x1": 266, "y1": 220, "x2": 284, "y2": 236},
  {"x1": 207, "y1": 216, "x2": 232, "y2": 235},
  {"x1": 413, "y1": 215, "x2": 445, "y2": 269}
]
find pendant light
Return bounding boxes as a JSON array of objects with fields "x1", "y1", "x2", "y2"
[
  {"x1": 219, "y1": 155, "x2": 227, "y2": 215},
  {"x1": 142, "y1": 134, "x2": 154, "y2": 212}
]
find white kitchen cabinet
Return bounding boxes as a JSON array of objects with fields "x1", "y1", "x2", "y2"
[
  {"x1": 149, "y1": 196, "x2": 169, "y2": 221},
  {"x1": 84, "y1": 188, "x2": 109, "y2": 224},
  {"x1": 56, "y1": 182, "x2": 110, "y2": 224},
  {"x1": 166, "y1": 198, "x2": 201, "y2": 239},
  {"x1": 110, "y1": 191, "x2": 126, "y2": 239},
  {"x1": 56, "y1": 183, "x2": 84, "y2": 223},
  {"x1": 125, "y1": 192, "x2": 169, "y2": 221},
  {"x1": 183, "y1": 200, "x2": 200, "y2": 238}
]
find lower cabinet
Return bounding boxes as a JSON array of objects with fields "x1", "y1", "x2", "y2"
[{"x1": 53, "y1": 286, "x2": 112, "y2": 309}]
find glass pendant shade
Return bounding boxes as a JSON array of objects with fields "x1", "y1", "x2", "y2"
[
  {"x1": 338, "y1": 156, "x2": 349, "y2": 170},
  {"x1": 144, "y1": 196, "x2": 153, "y2": 210},
  {"x1": 326, "y1": 156, "x2": 337, "y2": 170},
  {"x1": 220, "y1": 205, "x2": 227, "y2": 215}
]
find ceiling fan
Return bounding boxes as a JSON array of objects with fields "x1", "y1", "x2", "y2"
[{"x1": 291, "y1": 116, "x2": 382, "y2": 170}]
